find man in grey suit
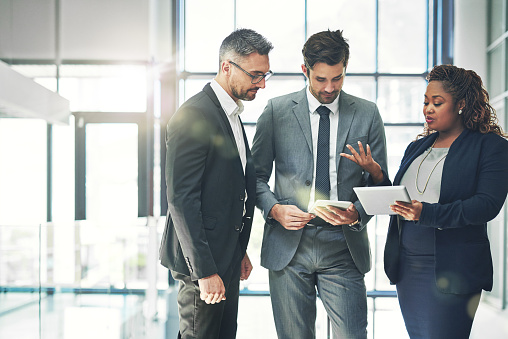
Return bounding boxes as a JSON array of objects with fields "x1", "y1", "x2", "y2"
[
  {"x1": 251, "y1": 30, "x2": 387, "y2": 339},
  {"x1": 159, "y1": 29, "x2": 273, "y2": 339}
]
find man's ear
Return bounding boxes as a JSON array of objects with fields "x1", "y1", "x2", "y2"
[
  {"x1": 221, "y1": 61, "x2": 231, "y2": 75},
  {"x1": 301, "y1": 64, "x2": 308, "y2": 78}
]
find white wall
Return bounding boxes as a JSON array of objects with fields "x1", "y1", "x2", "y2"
[
  {"x1": 453, "y1": 0, "x2": 488, "y2": 80},
  {"x1": 0, "y1": 0, "x2": 172, "y2": 62}
]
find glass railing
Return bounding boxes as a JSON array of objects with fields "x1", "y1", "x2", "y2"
[
  {"x1": 0, "y1": 214, "x2": 404, "y2": 339},
  {"x1": 0, "y1": 218, "x2": 171, "y2": 339}
]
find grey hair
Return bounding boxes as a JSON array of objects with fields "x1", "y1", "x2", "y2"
[{"x1": 218, "y1": 28, "x2": 273, "y2": 65}]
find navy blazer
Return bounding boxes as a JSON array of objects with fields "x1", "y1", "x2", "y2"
[
  {"x1": 384, "y1": 129, "x2": 508, "y2": 294},
  {"x1": 159, "y1": 83, "x2": 256, "y2": 281}
]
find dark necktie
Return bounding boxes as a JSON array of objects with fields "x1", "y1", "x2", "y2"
[{"x1": 315, "y1": 105, "x2": 331, "y2": 200}]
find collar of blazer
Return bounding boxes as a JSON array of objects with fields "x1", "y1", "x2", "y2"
[
  {"x1": 203, "y1": 82, "x2": 239, "y2": 146},
  {"x1": 393, "y1": 128, "x2": 472, "y2": 186},
  {"x1": 203, "y1": 82, "x2": 254, "y2": 184},
  {"x1": 291, "y1": 89, "x2": 358, "y2": 158}
]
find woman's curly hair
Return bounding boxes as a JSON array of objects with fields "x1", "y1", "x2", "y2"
[{"x1": 418, "y1": 64, "x2": 506, "y2": 138}]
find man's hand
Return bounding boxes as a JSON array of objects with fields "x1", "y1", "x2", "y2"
[
  {"x1": 269, "y1": 204, "x2": 315, "y2": 230},
  {"x1": 198, "y1": 274, "x2": 226, "y2": 304},
  {"x1": 240, "y1": 253, "x2": 253, "y2": 281},
  {"x1": 340, "y1": 141, "x2": 384, "y2": 184},
  {"x1": 314, "y1": 203, "x2": 359, "y2": 226}
]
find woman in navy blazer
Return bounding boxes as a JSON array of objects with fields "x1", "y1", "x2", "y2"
[{"x1": 341, "y1": 65, "x2": 508, "y2": 338}]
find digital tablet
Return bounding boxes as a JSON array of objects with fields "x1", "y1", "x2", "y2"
[
  {"x1": 353, "y1": 185, "x2": 411, "y2": 215},
  {"x1": 308, "y1": 200, "x2": 352, "y2": 214}
]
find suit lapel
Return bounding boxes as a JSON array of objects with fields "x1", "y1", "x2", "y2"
[
  {"x1": 203, "y1": 83, "x2": 245, "y2": 174},
  {"x1": 393, "y1": 133, "x2": 438, "y2": 185},
  {"x1": 335, "y1": 92, "x2": 356, "y2": 169},
  {"x1": 292, "y1": 88, "x2": 313, "y2": 152},
  {"x1": 203, "y1": 84, "x2": 237, "y2": 143}
]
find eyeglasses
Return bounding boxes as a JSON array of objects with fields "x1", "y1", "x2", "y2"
[{"x1": 229, "y1": 60, "x2": 273, "y2": 84}]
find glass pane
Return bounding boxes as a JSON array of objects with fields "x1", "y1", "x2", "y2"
[
  {"x1": 371, "y1": 298, "x2": 407, "y2": 338},
  {"x1": 10, "y1": 64, "x2": 57, "y2": 91},
  {"x1": 377, "y1": 77, "x2": 427, "y2": 123},
  {"x1": 383, "y1": 125, "x2": 424, "y2": 191},
  {"x1": 183, "y1": 76, "x2": 306, "y2": 124},
  {"x1": 487, "y1": 42, "x2": 505, "y2": 98},
  {"x1": 85, "y1": 123, "x2": 138, "y2": 224},
  {"x1": 378, "y1": 0, "x2": 427, "y2": 73},
  {"x1": 0, "y1": 119, "x2": 47, "y2": 225},
  {"x1": 184, "y1": 0, "x2": 234, "y2": 72},
  {"x1": 343, "y1": 76, "x2": 376, "y2": 103},
  {"x1": 59, "y1": 65, "x2": 147, "y2": 112},
  {"x1": 307, "y1": 0, "x2": 376, "y2": 73},
  {"x1": 183, "y1": 77, "x2": 210, "y2": 103},
  {"x1": 0, "y1": 225, "x2": 41, "y2": 339},
  {"x1": 237, "y1": 0, "x2": 305, "y2": 73},
  {"x1": 489, "y1": 0, "x2": 505, "y2": 44},
  {"x1": 242, "y1": 76, "x2": 306, "y2": 123}
]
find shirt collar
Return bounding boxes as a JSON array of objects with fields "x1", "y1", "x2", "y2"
[
  {"x1": 306, "y1": 86, "x2": 340, "y2": 115},
  {"x1": 210, "y1": 79, "x2": 244, "y2": 117}
]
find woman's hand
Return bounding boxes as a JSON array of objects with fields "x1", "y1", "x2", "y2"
[
  {"x1": 340, "y1": 141, "x2": 383, "y2": 184},
  {"x1": 390, "y1": 200, "x2": 422, "y2": 221}
]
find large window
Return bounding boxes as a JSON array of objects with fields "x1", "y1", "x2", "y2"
[
  {"x1": 175, "y1": 1, "x2": 431, "y2": 337},
  {"x1": 487, "y1": 0, "x2": 508, "y2": 310}
]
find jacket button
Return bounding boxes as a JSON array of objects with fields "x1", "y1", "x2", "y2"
[
  {"x1": 234, "y1": 225, "x2": 241, "y2": 231},
  {"x1": 239, "y1": 195, "x2": 245, "y2": 201},
  {"x1": 305, "y1": 180, "x2": 311, "y2": 186}
]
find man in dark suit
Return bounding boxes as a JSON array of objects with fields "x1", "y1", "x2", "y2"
[
  {"x1": 252, "y1": 30, "x2": 387, "y2": 338},
  {"x1": 159, "y1": 29, "x2": 273, "y2": 339}
]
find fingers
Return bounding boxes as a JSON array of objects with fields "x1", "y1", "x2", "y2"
[
  {"x1": 198, "y1": 275, "x2": 226, "y2": 304},
  {"x1": 365, "y1": 143, "x2": 372, "y2": 158},
  {"x1": 390, "y1": 200, "x2": 422, "y2": 220},
  {"x1": 357, "y1": 141, "x2": 366, "y2": 158},
  {"x1": 240, "y1": 254, "x2": 253, "y2": 280},
  {"x1": 203, "y1": 292, "x2": 225, "y2": 304},
  {"x1": 315, "y1": 205, "x2": 357, "y2": 225},
  {"x1": 274, "y1": 205, "x2": 315, "y2": 230},
  {"x1": 339, "y1": 152, "x2": 359, "y2": 166}
]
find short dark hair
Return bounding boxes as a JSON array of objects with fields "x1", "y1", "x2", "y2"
[
  {"x1": 302, "y1": 30, "x2": 349, "y2": 71},
  {"x1": 219, "y1": 28, "x2": 273, "y2": 65}
]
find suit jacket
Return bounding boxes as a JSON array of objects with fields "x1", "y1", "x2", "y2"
[
  {"x1": 383, "y1": 129, "x2": 508, "y2": 294},
  {"x1": 252, "y1": 89, "x2": 388, "y2": 274},
  {"x1": 159, "y1": 83, "x2": 256, "y2": 281}
]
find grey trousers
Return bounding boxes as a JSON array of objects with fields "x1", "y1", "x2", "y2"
[{"x1": 269, "y1": 226, "x2": 367, "y2": 339}]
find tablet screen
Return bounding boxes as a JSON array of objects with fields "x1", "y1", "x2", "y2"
[{"x1": 353, "y1": 185, "x2": 411, "y2": 215}]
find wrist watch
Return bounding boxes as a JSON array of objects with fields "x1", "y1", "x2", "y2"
[{"x1": 349, "y1": 215, "x2": 361, "y2": 227}]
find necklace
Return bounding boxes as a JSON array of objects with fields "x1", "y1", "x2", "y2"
[{"x1": 415, "y1": 138, "x2": 448, "y2": 194}]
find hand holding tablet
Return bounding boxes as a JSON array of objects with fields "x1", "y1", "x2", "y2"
[
  {"x1": 353, "y1": 185, "x2": 411, "y2": 215},
  {"x1": 308, "y1": 200, "x2": 352, "y2": 214}
]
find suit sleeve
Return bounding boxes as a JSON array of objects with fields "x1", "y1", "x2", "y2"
[
  {"x1": 353, "y1": 104, "x2": 389, "y2": 231},
  {"x1": 418, "y1": 136, "x2": 508, "y2": 228},
  {"x1": 165, "y1": 106, "x2": 217, "y2": 280},
  {"x1": 252, "y1": 100, "x2": 280, "y2": 220}
]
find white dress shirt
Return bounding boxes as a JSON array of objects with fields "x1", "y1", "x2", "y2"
[
  {"x1": 210, "y1": 79, "x2": 247, "y2": 173},
  {"x1": 306, "y1": 87, "x2": 340, "y2": 211}
]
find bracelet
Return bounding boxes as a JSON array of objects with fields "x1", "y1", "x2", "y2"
[{"x1": 348, "y1": 219, "x2": 360, "y2": 227}]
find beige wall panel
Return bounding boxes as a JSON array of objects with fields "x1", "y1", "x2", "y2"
[
  {"x1": 60, "y1": 0, "x2": 150, "y2": 61},
  {"x1": 0, "y1": 0, "x2": 56, "y2": 60}
]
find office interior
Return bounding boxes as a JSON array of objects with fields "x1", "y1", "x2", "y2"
[{"x1": 0, "y1": 0, "x2": 507, "y2": 338}]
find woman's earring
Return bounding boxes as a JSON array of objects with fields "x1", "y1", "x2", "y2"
[{"x1": 459, "y1": 109, "x2": 463, "y2": 115}]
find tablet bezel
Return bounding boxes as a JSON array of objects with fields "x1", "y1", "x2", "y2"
[{"x1": 353, "y1": 185, "x2": 411, "y2": 215}]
